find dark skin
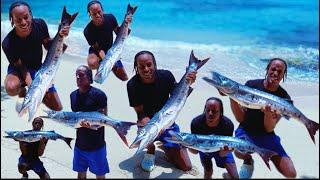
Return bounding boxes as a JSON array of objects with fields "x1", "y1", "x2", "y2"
[
  {"x1": 188, "y1": 100, "x2": 238, "y2": 179},
  {"x1": 4, "y1": 5, "x2": 69, "y2": 110},
  {"x1": 86, "y1": 3, "x2": 132, "y2": 81},
  {"x1": 230, "y1": 60, "x2": 296, "y2": 178},
  {"x1": 74, "y1": 68, "x2": 107, "y2": 179},
  {"x1": 18, "y1": 117, "x2": 50, "y2": 179},
  {"x1": 132, "y1": 53, "x2": 196, "y2": 171}
]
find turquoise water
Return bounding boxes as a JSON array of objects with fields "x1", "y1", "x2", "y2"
[{"x1": 1, "y1": 0, "x2": 319, "y2": 82}]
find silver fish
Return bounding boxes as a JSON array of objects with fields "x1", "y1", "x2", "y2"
[
  {"x1": 4, "y1": 130, "x2": 73, "y2": 149},
  {"x1": 16, "y1": 7, "x2": 78, "y2": 122},
  {"x1": 164, "y1": 131, "x2": 277, "y2": 170},
  {"x1": 129, "y1": 50, "x2": 210, "y2": 155},
  {"x1": 40, "y1": 110, "x2": 136, "y2": 146},
  {"x1": 203, "y1": 71, "x2": 319, "y2": 143},
  {"x1": 94, "y1": 4, "x2": 138, "y2": 84}
]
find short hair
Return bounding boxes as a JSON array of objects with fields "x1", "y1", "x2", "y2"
[
  {"x1": 76, "y1": 65, "x2": 93, "y2": 84},
  {"x1": 203, "y1": 97, "x2": 224, "y2": 119},
  {"x1": 32, "y1": 117, "x2": 44, "y2": 129},
  {"x1": 9, "y1": 1, "x2": 32, "y2": 27},
  {"x1": 265, "y1": 58, "x2": 288, "y2": 82},
  {"x1": 87, "y1": 0, "x2": 103, "y2": 14},
  {"x1": 133, "y1": 50, "x2": 157, "y2": 75}
]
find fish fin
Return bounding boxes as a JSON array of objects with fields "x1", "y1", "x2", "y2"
[
  {"x1": 127, "y1": 4, "x2": 138, "y2": 15},
  {"x1": 306, "y1": 119, "x2": 319, "y2": 144},
  {"x1": 187, "y1": 87, "x2": 193, "y2": 97},
  {"x1": 114, "y1": 121, "x2": 137, "y2": 147},
  {"x1": 189, "y1": 50, "x2": 210, "y2": 71},
  {"x1": 63, "y1": 137, "x2": 73, "y2": 149},
  {"x1": 61, "y1": 6, "x2": 78, "y2": 26},
  {"x1": 282, "y1": 115, "x2": 290, "y2": 120},
  {"x1": 258, "y1": 149, "x2": 277, "y2": 170},
  {"x1": 62, "y1": 43, "x2": 68, "y2": 53}
]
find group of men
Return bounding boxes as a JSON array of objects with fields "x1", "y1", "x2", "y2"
[{"x1": 2, "y1": 0, "x2": 297, "y2": 179}]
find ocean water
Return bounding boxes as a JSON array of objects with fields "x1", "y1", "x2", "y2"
[{"x1": 1, "y1": 0, "x2": 319, "y2": 82}]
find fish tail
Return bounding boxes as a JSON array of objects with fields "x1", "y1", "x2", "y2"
[
  {"x1": 61, "y1": 6, "x2": 78, "y2": 26},
  {"x1": 63, "y1": 137, "x2": 73, "y2": 149},
  {"x1": 127, "y1": 4, "x2": 138, "y2": 15},
  {"x1": 115, "y1": 121, "x2": 137, "y2": 147},
  {"x1": 258, "y1": 149, "x2": 277, "y2": 170},
  {"x1": 306, "y1": 119, "x2": 319, "y2": 144},
  {"x1": 189, "y1": 50, "x2": 210, "y2": 71}
]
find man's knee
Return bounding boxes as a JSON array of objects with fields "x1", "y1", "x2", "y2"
[
  {"x1": 5, "y1": 79, "x2": 21, "y2": 96},
  {"x1": 87, "y1": 55, "x2": 99, "y2": 69},
  {"x1": 283, "y1": 168, "x2": 296, "y2": 178},
  {"x1": 18, "y1": 163, "x2": 28, "y2": 174}
]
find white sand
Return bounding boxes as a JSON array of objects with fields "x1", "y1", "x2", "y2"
[{"x1": 1, "y1": 47, "x2": 319, "y2": 179}]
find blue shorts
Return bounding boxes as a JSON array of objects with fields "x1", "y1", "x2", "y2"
[
  {"x1": 199, "y1": 151, "x2": 235, "y2": 170},
  {"x1": 18, "y1": 156, "x2": 47, "y2": 176},
  {"x1": 155, "y1": 123, "x2": 181, "y2": 149},
  {"x1": 7, "y1": 65, "x2": 57, "y2": 93},
  {"x1": 7, "y1": 65, "x2": 37, "y2": 80},
  {"x1": 88, "y1": 47, "x2": 123, "y2": 68},
  {"x1": 73, "y1": 144, "x2": 109, "y2": 176},
  {"x1": 235, "y1": 126, "x2": 288, "y2": 157}
]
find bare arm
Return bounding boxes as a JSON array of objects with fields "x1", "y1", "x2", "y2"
[
  {"x1": 133, "y1": 105, "x2": 150, "y2": 126},
  {"x1": 19, "y1": 141, "x2": 28, "y2": 156},
  {"x1": 230, "y1": 99, "x2": 246, "y2": 123},
  {"x1": 38, "y1": 137, "x2": 48, "y2": 156}
]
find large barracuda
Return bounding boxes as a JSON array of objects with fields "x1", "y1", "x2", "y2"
[
  {"x1": 129, "y1": 50, "x2": 209, "y2": 155},
  {"x1": 203, "y1": 71, "x2": 319, "y2": 143},
  {"x1": 40, "y1": 110, "x2": 136, "y2": 146},
  {"x1": 164, "y1": 131, "x2": 277, "y2": 170},
  {"x1": 17, "y1": 7, "x2": 78, "y2": 122},
  {"x1": 4, "y1": 130, "x2": 73, "y2": 149},
  {"x1": 94, "y1": 4, "x2": 138, "y2": 84}
]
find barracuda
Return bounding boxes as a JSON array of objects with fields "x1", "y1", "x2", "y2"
[
  {"x1": 4, "y1": 130, "x2": 73, "y2": 149},
  {"x1": 203, "y1": 71, "x2": 319, "y2": 143},
  {"x1": 40, "y1": 110, "x2": 136, "y2": 147},
  {"x1": 94, "y1": 4, "x2": 138, "y2": 84},
  {"x1": 164, "y1": 131, "x2": 277, "y2": 170},
  {"x1": 129, "y1": 50, "x2": 209, "y2": 155},
  {"x1": 17, "y1": 7, "x2": 78, "y2": 122}
]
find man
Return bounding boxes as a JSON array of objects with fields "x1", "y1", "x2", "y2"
[
  {"x1": 229, "y1": 58, "x2": 296, "y2": 178},
  {"x1": 2, "y1": 1, "x2": 70, "y2": 110},
  {"x1": 84, "y1": 0, "x2": 132, "y2": 81},
  {"x1": 127, "y1": 50, "x2": 196, "y2": 172},
  {"x1": 17, "y1": 117, "x2": 50, "y2": 179},
  {"x1": 190, "y1": 97, "x2": 239, "y2": 179},
  {"x1": 70, "y1": 65, "x2": 109, "y2": 179}
]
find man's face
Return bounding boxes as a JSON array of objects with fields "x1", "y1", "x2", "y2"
[
  {"x1": 89, "y1": 3, "x2": 104, "y2": 25},
  {"x1": 76, "y1": 69, "x2": 91, "y2": 88},
  {"x1": 32, "y1": 118, "x2": 43, "y2": 131},
  {"x1": 266, "y1": 60, "x2": 285, "y2": 85},
  {"x1": 136, "y1": 54, "x2": 156, "y2": 83},
  {"x1": 11, "y1": 5, "x2": 32, "y2": 37},
  {"x1": 205, "y1": 100, "x2": 221, "y2": 127}
]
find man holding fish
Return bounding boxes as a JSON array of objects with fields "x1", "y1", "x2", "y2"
[{"x1": 2, "y1": 1, "x2": 71, "y2": 111}]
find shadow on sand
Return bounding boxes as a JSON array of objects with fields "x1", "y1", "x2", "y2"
[{"x1": 118, "y1": 149, "x2": 200, "y2": 179}]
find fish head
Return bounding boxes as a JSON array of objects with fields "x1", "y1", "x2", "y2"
[
  {"x1": 210, "y1": 72, "x2": 238, "y2": 94},
  {"x1": 41, "y1": 110, "x2": 64, "y2": 119},
  {"x1": 4, "y1": 131, "x2": 23, "y2": 138},
  {"x1": 165, "y1": 131, "x2": 194, "y2": 147},
  {"x1": 129, "y1": 124, "x2": 158, "y2": 155}
]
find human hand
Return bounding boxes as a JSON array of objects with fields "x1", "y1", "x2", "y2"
[
  {"x1": 80, "y1": 121, "x2": 91, "y2": 128},
  {"x1": 59, "y1": 25, "x2": 70, "y2": 37},
  {"x1": 125, "y1": 14, "x2": 132, "y2": 24},
  {"x1": 219, "y1": 145, "x2": 234, "y2": 157},
  {"x1": 137, "y1": 117, "x2": 150, "y2": 127},
  {"x1": 186, "y1": 70, "x2": 197, "y2": 84},
  {"x1": 39, "y1": 137, "x2": 48, "y2": 144},
  {"x1": 262, "y1": 104, "x2": 281, "y2": 120},
  {"x1": 24, "y1": 72, "x2": 33, "y2": 87},
  {"x1": 99, "y1": 50, "x2": 105, "y2": 59}
]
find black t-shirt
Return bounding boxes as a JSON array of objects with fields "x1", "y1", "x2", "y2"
[
  {"x1": 191, "y1": 114, "x2": 234, "y2": 136},
  {"x1": 83, "y1": 14, "x2": 118, "y2": 52},
  {"x1": 240, "y1": 79, "x2": 292, "y2": 135},
  {"x1": 70, "y1": 86, "x2": 108, "y2": 151},
  {"x1": 127, "y1": 70, "x2": 176, "y2": 118},
  {"x1": 2, "y1": 18, "x2": 50, "y2": 70}
]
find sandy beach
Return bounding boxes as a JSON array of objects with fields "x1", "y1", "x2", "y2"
[{"x1": 1, "y1": 44, "x2": 319, "y2": 179}]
